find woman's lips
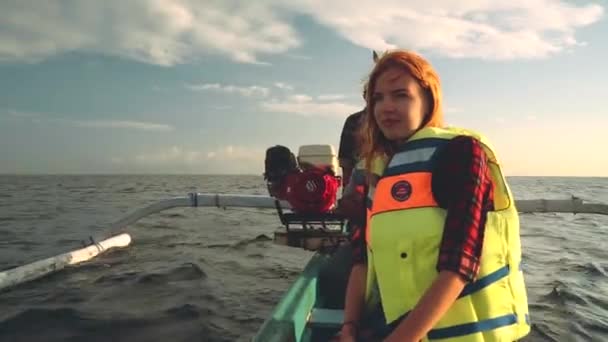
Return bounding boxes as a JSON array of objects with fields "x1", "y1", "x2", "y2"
[{"x1": 381, "y1": 119, "x2": 400, "y2": 127}]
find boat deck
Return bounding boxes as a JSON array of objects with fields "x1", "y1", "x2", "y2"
[{"x1": 253, "y1": 248, "x2": 353, "y2": 342}]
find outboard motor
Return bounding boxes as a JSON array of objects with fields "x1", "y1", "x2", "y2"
[
  {"x1": 264, "y1": 145, "x2": 298, "y2": 199},
  {"x1": 263, "y1": 144, "x2": 341, "y2": 214}
]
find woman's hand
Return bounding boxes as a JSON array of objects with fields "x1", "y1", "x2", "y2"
[
  {"x1": 382, "y1": 271, "x2": 466, "y2": 342},
  {"x1": 336, "y1": 191, "x2": 365, "y2": 223},
  {"x1": 338, "y1": 322, "x2": 358, "y2": 342},
  {"x1": 338, "y1": 332, "x2": 356, "y2": 342}
]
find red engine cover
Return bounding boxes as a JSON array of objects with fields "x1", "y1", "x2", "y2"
[{"x1": 284, "y1": 168, "x2": 340, "y2": 214}]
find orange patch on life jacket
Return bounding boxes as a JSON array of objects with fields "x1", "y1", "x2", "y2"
[
  {"x1": 372, "y1": 172, "x2": 437, "y2": 214},
  {"x1": 365, "y1": 172, "x2": 438, "y2": 245}
]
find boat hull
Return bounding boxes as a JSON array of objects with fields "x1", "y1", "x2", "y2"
[{"x1": 252, "y1": 247, "x2": 353, "y2": 342}]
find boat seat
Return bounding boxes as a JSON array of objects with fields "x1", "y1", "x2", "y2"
[{"x1": 308, "y1": 308, "x2": 344, "y2": 328}]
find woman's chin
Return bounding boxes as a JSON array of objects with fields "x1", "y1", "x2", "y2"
[{"x1": 382, "y1": 131, "x2": 411, "y2": 143}]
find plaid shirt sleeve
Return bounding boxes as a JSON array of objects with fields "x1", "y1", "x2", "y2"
[
  {"x1": 348, "y1": 183, "x2": 369, "y2": 264},
  {"x1": 432, "y1": 135, "x2": 494, "y2": 282},
  {"x1": 350, "y1": 223, "x2": 367, "y2": 264}
]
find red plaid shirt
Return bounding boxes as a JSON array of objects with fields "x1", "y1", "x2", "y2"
[{"x1": 351, "y1": 135, "x2": 493, "y2": 283}]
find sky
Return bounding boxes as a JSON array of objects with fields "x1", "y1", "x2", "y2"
[{"x1": 0, "y1": 0, "x2": 607, "y2": 177}]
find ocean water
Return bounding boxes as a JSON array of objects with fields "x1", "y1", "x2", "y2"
[{"x1": 0, "y1": 175, "x2": 606, "y2": 341}]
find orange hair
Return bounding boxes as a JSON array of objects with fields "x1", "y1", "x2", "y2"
[{"x1": 359, "y1": 49, "x2": 444, "y2": 174}]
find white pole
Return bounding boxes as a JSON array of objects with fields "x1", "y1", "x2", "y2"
[
  {"x1": 516, "y1": 198, "x2": 608, "y2": 215},
  {"x1": 0, "y1": 233, "x2": 132, "y2": 292}
]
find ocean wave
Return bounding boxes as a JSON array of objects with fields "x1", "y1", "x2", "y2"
[
  {"x1": 137, "y1": 263, "x2": 207, "y2": 284},
  {"x1": 159, "y1": 212, "x2": 187, "y2": 219},
  {"x1": 0, "y1": 306, "x2": 229, "y2": 342},
  {"x1": 0, "y1": 307, "x2": 91, "y2": 330},
  {"x1": 206, "y1": 234, "x2": 272, "y2": 250},
  {"x1": 545, "y1": 281, "x2": 588, "y2": 306},
  {"x1": 165, "y1": 241, "x2": 204, "y2": 248},
  {"x1": 94, "y1": 271, "x2": 140, "y2": 285},
  {"x1": 164, "y1": 303, "x2": 205, "y2": 319},
  {"x1": 530, "y1": 322, "x2": 561, "y2": 342},
  {"x1": 572, "y1": 261, "x2": 608, "y2": 277}
]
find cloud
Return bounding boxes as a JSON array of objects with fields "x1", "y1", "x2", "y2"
[
  {"x1": 74, "y1": 120, "x2": 174, "y2": 131},
  {"x1": 285, "y1": 53, "x2": 312, "y2": 60},
  {"x1": 261, "y1": 94, "x2": 362, "y2": 117},
  {"x1": 289, "y1": 94, "x2": 314, "y2": 102},
  {"x1": 285, "y1": 0, "x2": 604, "y2": 60},
  {"x1": 274, "y1": 82, "x2": 294, "y2": 90},
  {"x1": 0, "y1": 0, "x2": 299, "y2": 65},
  {"x1": 4, "y1": 109, "x2": 174, "y2": 131},
  {"x1": 134, "y1": 146, "x2": 200, "y2": 164},
  {"x1": 206, "y1": 145, "x2": 264, "y2": 162},
  {"x1": 123, "y1": 145, "x2": 263, "y2": 164},
  {"x1": 6, "y1": 109, "x2": 38, "y2": 118},
  {"x1": 186, "y1": 83, "x2": 270, "y2": 98},
  {"x1": 109, "y1": 144, "x2": 266, "y2": 174},
  {"x1": 318, "y1": 94, "x2": 347, "y2": 101},
  {"x1": 0, "y1": 1, "x2": 602, "y2": 65}
]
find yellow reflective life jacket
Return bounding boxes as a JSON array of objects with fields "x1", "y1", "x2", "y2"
[{"x1": 364, "y1": 126, "x2": 531, "y2": 341}]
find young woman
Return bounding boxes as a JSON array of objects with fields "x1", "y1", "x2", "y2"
[{"x1": 339, "y1": 50, "x2": 531, "y2": 342}]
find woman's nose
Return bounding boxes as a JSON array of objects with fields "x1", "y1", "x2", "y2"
[{"x1": 380, "y1": 97, "x2": 396, "y2": 112}]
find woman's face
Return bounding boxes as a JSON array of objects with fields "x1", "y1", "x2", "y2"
[{"x1": 372, "y1": 67, "x2": 429, "y2": 143}]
